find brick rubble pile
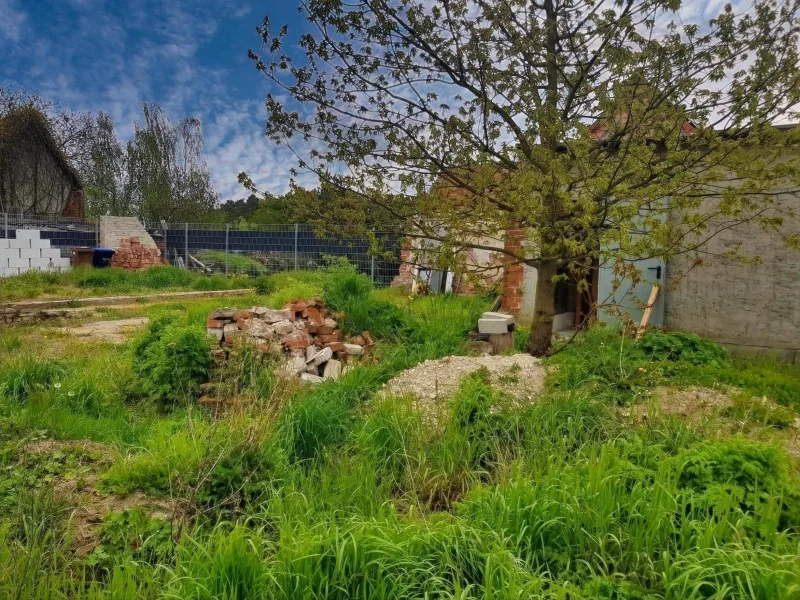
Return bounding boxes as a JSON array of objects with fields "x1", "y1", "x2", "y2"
[
  {"x1": 110, "y1": 237, "x2": 163, "y2": 270},
  {"x1": 206, "y1": 298, "x2": 373, "y2": 383}
]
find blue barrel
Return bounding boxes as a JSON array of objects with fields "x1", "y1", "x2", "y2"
[{"x1": 92, "y1": 247, "x2": 116, "y2": 268}]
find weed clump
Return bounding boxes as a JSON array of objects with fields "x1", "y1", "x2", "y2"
[{"x1": 132, "y1": 317, "x2": 211, "y2": 407}]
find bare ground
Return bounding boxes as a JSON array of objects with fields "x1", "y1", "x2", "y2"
[
  {"x1": 382, "y1": 354, "x2": 547, "y2": 421},
  {"x1": 53, "y1": 317, "x2": 149, "y2": 344}
]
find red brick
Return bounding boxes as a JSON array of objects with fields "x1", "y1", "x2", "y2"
[
  {"x1": 304, "y1": 307, "x2": 324, "y2": 326},
  {"x1": 284, "y1": 338, "x2": 310, "y2": 349},
  {"x1": 234, "y1": 310, "x2": 253, "y2": 320},
  {"x1": 316, "y1": 325, "x2": 335, "y2": 335},
  {"x1": 207, "y1": 318, "x2": 226, "y2": 328},
  {"x1": 324, "y1": 342, "x2": 345, "y2": 352}
]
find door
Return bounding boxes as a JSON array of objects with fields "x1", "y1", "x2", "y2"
[{"x1": 597, "y1": 257, "x2": 665, "y2": 327}]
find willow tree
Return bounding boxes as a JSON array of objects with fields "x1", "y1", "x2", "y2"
[{"x1": 251, "y1": 0, "x2": 800, "y2": 355}]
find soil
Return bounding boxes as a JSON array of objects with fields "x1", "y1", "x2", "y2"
[
  {"x1": 19, "y1": 438, "x2": 186, "y2": 557},
  {"x1": 625, "y1": 386, "x2": 734, "y2": 423},
  {"x1": 53, "y1": 317, "x2": 149, "y2": 344},
  {"x1": 382, "y1": 354, "x2": 547, "y2": 421}
]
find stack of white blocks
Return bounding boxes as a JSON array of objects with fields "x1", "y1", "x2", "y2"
[{"x1": 0, "y1": 230, "x2": 72, "y2": 277}]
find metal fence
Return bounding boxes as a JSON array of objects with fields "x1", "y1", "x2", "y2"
[
  {"x1": 145, "y1": 222, "x2": 401, "y2": 286},
  {"x1": 1, "y1": 213, "x2": 402, "y2": 286},
  {"x1": 0, "y1": 212, "x2": 98, "y2": 258}
]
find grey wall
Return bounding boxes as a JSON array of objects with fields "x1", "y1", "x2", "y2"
[{"x1": 664, "y1": 192, "x2": 799, "y2": 361}]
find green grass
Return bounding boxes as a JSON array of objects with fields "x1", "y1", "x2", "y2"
[
  {"x1": 0, "y1": 265, "x2": 255, "y2": 301},
  {"x1": 0, "y1": 272, "x2": 799, "y2": 599}
]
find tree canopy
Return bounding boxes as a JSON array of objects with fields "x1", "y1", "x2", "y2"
[{"x1": 252, "y1": 0, "x2": 800, "y2": 354}]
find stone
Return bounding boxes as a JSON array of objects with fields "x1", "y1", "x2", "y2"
[
  {"x1": 324, "y1": 341, "x2": 345, "y2": 352},
  {"x1": 352, "y1": 335, "x2": 366, "y2": 345},
  {"x1": 274, "y1": 320, "x2": 295, "y2": 336},
  {"x1": 323, "y1": 359, "x2": 342, "y2": 380},
  {"x1": 343, "y1": 343, "x2": 363, "y2": 355},
  {"x1": 300, "y1": 373, "x2": 324, "y2": 384},
  {"x1": 488, "y1": 332, "x2": 514, "y2": 354},
  {"x1": 478, "y1": 318, "x2": 511, "y2": 334},
  {"x1": 463, "y1": 340, "x2": 494, "y2": 356},
  {"x1": 284, "y1": 355, "x2": 306, "y2": 375},
  {"x1": 241, "y1": 319, "x2": 274, "y2": 338},
  {"x1": 223, "y1": 323, "x2": 240, "y2": 339},
  {"x1": 306, "y1": 345, "x2": 319, "y2": 361},
  {"x1": 212, "y1": 308, "x2": 236, "y2": 319},
  {"x1": 362, "y1": 331, "x2": 374, "y2": 345},
  {"x1": 306, "y1": 363, "x2": 320, "y2": 375},
  {"x1": 323, "y1": 317, "x2": 338, "y2": 329},
  {"x1": 255, "y1": 308, "x2": 293, "y2": 323},
  {"x1": 313, "y1": 346, "x2": 333, "y2": 365},
  {"x1": 207, "y1": 327, "x2": 224, "y2": 341}
]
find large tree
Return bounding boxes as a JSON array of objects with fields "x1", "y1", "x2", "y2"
[
  {"x1": 251, "y1": 0, "x2": 800, "y2": 355},
  {"x1": 126, "y1": 104, "x2": 218, "y2": 222}
]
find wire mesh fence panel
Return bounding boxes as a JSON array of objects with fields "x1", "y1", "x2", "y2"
[
  {"x1": 152, "y1": 222, "x2": 402, "y2": 286},
  {"x1": 1, "y1": 212, "x2": 98, "y2": 258}
]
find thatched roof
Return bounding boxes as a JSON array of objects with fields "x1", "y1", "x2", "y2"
[{"x1": 0, "y1": 107, "x2": 82, "y2": 189}]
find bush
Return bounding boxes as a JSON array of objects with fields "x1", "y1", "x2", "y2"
[
  {"x1": 323, "y1": 273, "x2": 407, "y2": 338},
  {"x1": 132, "y1": 319, "x2": 211, "y2": 407},
  {"x1": 638, "y1": 331, "x2": 729, "y2": 366},
  {"x1": 252, "y1": 275, "x2": 276, "y2": 295}
]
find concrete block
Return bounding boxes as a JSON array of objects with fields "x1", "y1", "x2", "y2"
[
  {"x1": 41, "y1": 248, "x2": 61, "y2": 260},
  {"x1": 478, "y1": 318, "x2": 511, "y2": 334},
  {"x1": 0, "y1": 239, "x2": 9, "y2": 249},
  {"x1": 0, "y1": 267, "x2": 20, "y2": 277},
  {"x1": 20, "y1": 247, "x2": 41, "y2": 259},
  {"x1": 51, "y1": 257, "x2": 71, "y2": 268},
  {"x1": 0, "y1": 256, "x2": 7, "y2": 268},
  {"x1": 0, "y1": 248, "x2": 20, "y2": 260},
  {"x1": 481, "y1": 311, "x2": 514, "y2": 324},
  {"x1": 30, "y1": 257, "x2": 54, "y2": 269},
  {"x1": 323, "y1": 359, "x2": 342, "y2": 380},
  {"x1": 9, "y1": 237, "x2": 30, "y2": 249},
  {"x1": 30, "y1": 237, "x2": 51, "y2": 249},
  {"x1": 8, "y1": 257, "x2": 29, "y2": 269},
  {"x1": 15, "y1": 230, "x2": 40, "y2": 241}
]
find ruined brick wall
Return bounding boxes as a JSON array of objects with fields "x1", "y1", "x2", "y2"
[
  {"x1": 110, "y1": 237, "x2": 162, "y2": 270},
  {"x1": 501, "y1": 227, "x2": 525, "y2": 315}
]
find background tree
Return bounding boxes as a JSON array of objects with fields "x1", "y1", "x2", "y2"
[
  {"x1": 127, "y1": 104, "x2": 218, "y2": 222},
  {"x1": 82, "y1": 112, "x2": 131, "y2": 216},
  {"x1": 252, "y1": 0, "x2": 800, "y2": 355}
]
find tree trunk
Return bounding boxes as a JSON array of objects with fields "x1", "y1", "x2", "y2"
[{"x1": 525, "y1": 260, "x2": 557, "y2": 357}]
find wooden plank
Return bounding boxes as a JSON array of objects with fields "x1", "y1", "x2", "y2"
[{"x1": 636, "y1": 285, "x2": 659, "y2": 339}]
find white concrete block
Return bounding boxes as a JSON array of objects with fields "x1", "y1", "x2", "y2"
[
  {"x1": 41, "y1": 248, "x2": 61, "y2": 260},
  {"x1": 52, "y1": 257, "x2": 71, "y2": 268},
  {"x1": 8, "y1": 257, "x2": 29, "y2": 269},
  {"x1": 30, "y1": 257, "x2": 54, "y2": 269},
  {"x1": 15, "y1": 230, "x2": 40, "y2": 241},
  {"x1": 0, "y1": 256, "x2": 7, "y2": 268},
  {"x1": 0, "y1": 239, "x2": 9, "y2": 249},
  {"x1": 9, "y1": 237, "x2": 30, "y2": 249},
  {"x1": 0, "y1": 248, "x2": 20, "y2": 260},
  {"x1": 20, "y1": 247, "x2": 41, "y2": 259},
  {"x1": 30, "y1": 237, "x2": 51, "y2": 249},
  {"x1": 482, "y1": 311, "x2": 514, "y2": 324},
  {"x1": 0, "y1": 267, "x2": 20, "y2": 277},
  {"x1": 478, "y1": 318, "x2": 511, "y2": 334}
]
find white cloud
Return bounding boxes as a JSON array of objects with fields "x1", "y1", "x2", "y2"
[{"x1": 0, "y1": 0, "x2": 27, "y2": 42}]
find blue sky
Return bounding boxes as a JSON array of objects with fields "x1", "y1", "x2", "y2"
[{"x1": 0, "y1": 0, "x2": 313, "y2": 199}]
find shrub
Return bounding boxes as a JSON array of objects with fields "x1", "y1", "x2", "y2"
[
  {"x1": 133, "y1": 319, "x2": 211, "y2": 407},
  {"x1": 91, "y1": 508, "x2": 174, "y2": 567},
  {"x1": 638, "y1": 331, "x2": 729, "y2": 367},
  {"x1": 252, "y1": 275, "x2": 276, "y2": 295},
  {"x1": 323, "y1": 273, "x2": 407, "y2": 338}
]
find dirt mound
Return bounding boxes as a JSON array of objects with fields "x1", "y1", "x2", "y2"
[
  {"x1": 626, "y1": 386, "x2": 734, "y2": 423},
  {"x1": 383, "y1": 354, "x2": 546, "y2": 418}
]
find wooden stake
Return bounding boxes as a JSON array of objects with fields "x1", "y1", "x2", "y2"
[{"x1": 636, "y1": 286, "x2": 659, "y2": 339}]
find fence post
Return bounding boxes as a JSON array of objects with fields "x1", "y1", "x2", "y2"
[
  {"x1": 184, "y1": 222, "x2": 189, "y2": 269},
  {"x1": 370, "y1": 227, "x2": 376, "y2": 283},
  {"x1": 163, "y1": 223, "x2": 168, "y2": 266},
  {"x1": 225, "y1": 223, "x2": 229, "y2": 276},
  {"x1": 3, "y1": 212, "x2": 7, "y2": 239},
  {"x1": 294, "y1": 223, "x2": 299, "y2": 271},
  {"x1": 95, "y1": 220, "x2": 100, "y2": 247}
]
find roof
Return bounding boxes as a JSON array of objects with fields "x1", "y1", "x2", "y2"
[{"x1": 0, "y1": 107, "x2": 82, "y2": 189}]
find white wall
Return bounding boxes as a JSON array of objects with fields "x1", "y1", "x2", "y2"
[{"x1": 0, "y1": 230, "x2": 71, "y2": 277}]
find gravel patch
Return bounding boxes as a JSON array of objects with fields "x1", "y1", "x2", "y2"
[
  {"x1": 54, "y1": 317, "x2": 149, "y2": 344},
  {"x1": 382, "y1": 354, "x2": 547, "y2": 417}
]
